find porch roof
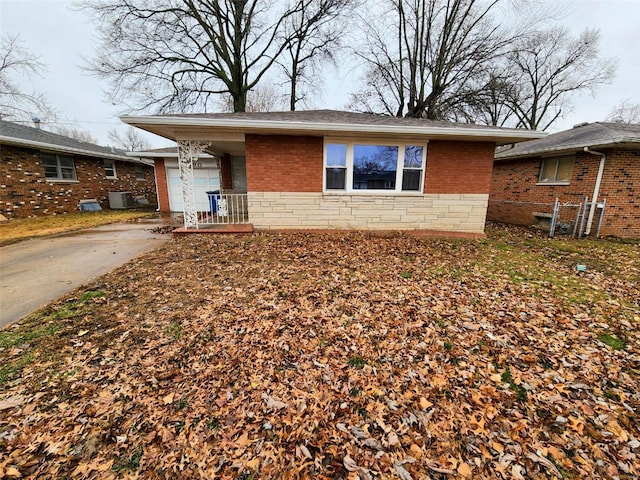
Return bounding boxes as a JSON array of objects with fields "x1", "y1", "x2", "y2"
[{"x1": 121, "y1": 110, "x2": 545, "y2": 153}]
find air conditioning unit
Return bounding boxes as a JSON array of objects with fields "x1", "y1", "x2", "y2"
[{"x1": 108, "y1": 191, "x2": 135, "y2": 209}]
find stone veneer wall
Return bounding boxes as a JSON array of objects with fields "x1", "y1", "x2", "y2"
[{"x1": 248, "y1": 192, "x2": 488, "y2": 233}]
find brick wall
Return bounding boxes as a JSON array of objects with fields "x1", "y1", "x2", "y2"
[
  {"x1": 424, "y1": 141, "x2": 495, "y2": 194},
  {"x1": 487, "y1": 148, "x2": 639, "y2": 237},
  {"x1": 1, "y1": 144, "x2": 157, "y2": 218},
  {"x1": 245, "y1": 134, "x2": 323, "y2": 192},
  {"x1": 154, "y1": 158, "x2": 170, "y2": 212}
]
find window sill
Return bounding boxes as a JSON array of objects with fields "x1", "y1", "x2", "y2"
[
  {"x1": 323, "y1": 190, "x2": 424, "y2": 197},
  {"x1": 106, "y1": 177, "x2": 118, "y2": 180},
  {"x1": 536, "y1": 182, "x2": 571, "y2": 186},
  {"x1": 46, "y1": 179, "x2": 79, "y2": 184}
]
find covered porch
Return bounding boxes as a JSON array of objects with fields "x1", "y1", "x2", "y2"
[{"x1": 175, "y1": 134, "x2": 249, "y2": 230}]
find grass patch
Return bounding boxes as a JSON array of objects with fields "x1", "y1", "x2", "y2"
[
  {"x1": 347, "y1": 356, "x2": 366, "y2": 369},
  {"x1": 0, "y1": 322, "x2": 62, "y2": 349},
  {"x1": 501, "y1": 366, "x2": 528, "y2": 403},
  {"x1": 112, "y1": 445, "x2": 143, "y2": 473},
  {"x1": 598, "y1": 333, "x2": 625, "y2": 350},
  {"x1": 0, "y1": 352, "x2": 35, "y2": 386},
  {"x1": 0, "y1": 211, "x2": 153, "y2": 246},
  {"x1": 166, "y1": 321, "x2": 183, "y2": 340}
]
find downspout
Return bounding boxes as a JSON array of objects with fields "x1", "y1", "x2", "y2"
[
  {"x1": 152, "y1": 159, "x2": 161, "y2": 212},
  {"x1": 583, "y1": 146, "x2": 606, "y2": 236}
]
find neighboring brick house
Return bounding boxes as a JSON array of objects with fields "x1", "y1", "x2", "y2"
[
  {"x1": 122, "y1": 110, "x2": 542, "y2": 236},
  {"x1": 488, "y1": 122, "x2": 640, "y2": 238},
  {"x1": 0, "y1": 120, "x2": 156, "y2": 218}
]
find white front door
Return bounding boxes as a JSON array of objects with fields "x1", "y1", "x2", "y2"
[{"x1": 167, "y1": 167, "x2": 221, "y2": 212}]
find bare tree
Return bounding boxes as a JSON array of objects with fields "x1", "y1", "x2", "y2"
[
  {"x1": 108, "y1": 126, "x2": 152, "y2": 151},
  {"x1": 49, "y1": 125, "x2": 99, "y2": 144},
  {"x1": 504, "y1": 27, "x2": 616, "y2": 130},
  {"x1": 606, "y1": 99, "x2": 640, "y2": 124},
  {"x1": 349, "y1": 0, "x2": 512, "y2": 119},
  {"x1": 0, "y1": 34, "x2": 54, "y2": 121},
  {"x1": 279, "y1": 0, "x2": 353, "y2": 111},
  {"x1": 81, "y1": 0, "x2": 350, "y2": 114}
]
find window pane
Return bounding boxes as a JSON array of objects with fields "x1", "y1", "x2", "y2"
[
  {"x1": 353, "y1": 145, "x2": 398, "y2": 190},
  {"x1": 539, "y1": 159, "x2": 557, "y2": 182},
  {"x1": 404, "y1": 146, "x2": 423, "y2": 168},
  {"x1": 326, "y1": 143, "x2": 347, "y2": 167},
  {"x1": 58, "y1": 156, "x2": 74, "y2": 167},
  {"x1": 556, "y1": 157, "x2": 574, "y2": 182},
  {"x1": 326, "y1": 168, "x2": 345, "y2": 189},
  {"x1": 61, "y1": 167, "x2": 76, "y2": 180},
  {"x1": 42, "y1": 154, "x2": 59, "y2": 178},
  {"x1": 402, "y1": 169, "x2": 421, "y2": 191}
]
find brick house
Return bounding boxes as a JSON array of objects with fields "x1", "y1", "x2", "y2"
[
  {"x1": 487, "y1": 122, "x2": 640, "y2": 238},
  {"x1": 122, "y1": 110, "x2": 542, "y2": 236},
  {"x1": 0, "y1": 120, "x2": 156, "y2": 218}
]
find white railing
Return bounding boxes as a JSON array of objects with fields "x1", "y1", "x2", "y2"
[{"x1": 195, "y1": 193, "x2": 249, "y2": 227}]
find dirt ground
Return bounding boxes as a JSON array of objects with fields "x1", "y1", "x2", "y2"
[{"x1": 0, "y1": 225, "x2": 638, "y2": 479}]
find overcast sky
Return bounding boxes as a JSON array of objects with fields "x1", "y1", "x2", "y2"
[{"x1": 1, "y1": 0, "x2": 639, "y2": 148}]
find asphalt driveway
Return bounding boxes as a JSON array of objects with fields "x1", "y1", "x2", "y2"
[{"x1": 0, "y1": 222, "x2": 170, "y2": 328}]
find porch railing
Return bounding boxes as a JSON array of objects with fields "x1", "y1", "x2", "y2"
[{"x1": 195, "y1": 193, "x2": 249, "y2": 227}]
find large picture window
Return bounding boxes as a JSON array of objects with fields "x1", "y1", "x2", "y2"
[
  {"x1": 325, "y1": 141, "x2": 425, "y2": 193},
  {"x1": 539, "y1": 156, "x2": 574, "y2": 184},
  {"x1": 42, "y1": 153, "x2": 76, "y2": 180}
]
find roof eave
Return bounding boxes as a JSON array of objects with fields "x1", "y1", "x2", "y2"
[
  {"x1": 495, "y1": 140, "x2": 640, "y2": 160},
  {"x1": 0, "y1": 135, "x2": 134, "y2": 162},
  {"x1": 120, "y1": 115, "x2": 546, "y2": 144}
]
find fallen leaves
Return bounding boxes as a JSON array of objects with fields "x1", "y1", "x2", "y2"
[{"x1": 0, "y1": 226, "x2": 638, "y2": 479}]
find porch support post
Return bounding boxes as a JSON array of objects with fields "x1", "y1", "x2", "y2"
[{"x1": 177, "y1": 140, "x2": 211, "y2": 228}]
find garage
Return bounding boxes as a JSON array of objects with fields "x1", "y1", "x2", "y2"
[{"x1": 167, "y1": 166, "x2": 221, "y2": 212}]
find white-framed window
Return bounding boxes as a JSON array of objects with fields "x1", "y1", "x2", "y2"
[
  {"x1": 134, "y1": 164, "x2": 145, "y2": 180},
  {"x1": 324, "y1": 140, "x2": 426, "y2": 193},
  {"x1": 104, "y1": 160, "x2": 117, "y2": 179},
  {"x1": 538, "y1": 155, "x2": 574, "y2": 184},
  {"x1": 42, "y1": 153, "x2": 76, "y2": 181}
]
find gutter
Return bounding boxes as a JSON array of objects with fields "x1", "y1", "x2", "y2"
[
  {"x1": 120, "y1": 115, "x2": 546, "y2": 143},
  {"x1": 0, "y1": 135, "x2": 131, "y2": 162},
  {"x1": 583, "y1": 147, "x2": 606, "y2": 236}
]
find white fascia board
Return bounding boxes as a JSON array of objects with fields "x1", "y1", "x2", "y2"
[
  {"x1": 120, "y1": 116, "x2": 547, "y2": 143},
  {"x1": 126, "y1": 150, "x2": 215, "y2": 159},
  {"x1": 0, "y1": 136, "x2": 131, "y2": 161}
]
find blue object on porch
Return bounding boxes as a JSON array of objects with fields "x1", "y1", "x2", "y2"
[{"x1": 207, "y1": 190, "x2": 220, "y2": 213}]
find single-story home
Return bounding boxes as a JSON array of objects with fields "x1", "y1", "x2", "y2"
[
  {"x1": 487, "y1": 122, "x2": 640, "y2": 238},
  {"x1": 121, "y1": 110, "x2": 543, "y2": 236},
  {"x1": 0, "y1": 120, "x2": 156, "y2": 218}
]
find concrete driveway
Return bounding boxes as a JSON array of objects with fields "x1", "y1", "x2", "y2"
[{"x1": 0, "y1": 222, "x2": 170, "y2": 329}]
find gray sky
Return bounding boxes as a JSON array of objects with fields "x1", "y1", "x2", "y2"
[{"x1": 1, "y1": 0, "x2": 639, "y2": 148}]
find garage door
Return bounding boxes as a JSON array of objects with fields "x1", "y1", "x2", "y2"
[{"x1": 167, "y1": 167, "x2": 221, "y2": 212}]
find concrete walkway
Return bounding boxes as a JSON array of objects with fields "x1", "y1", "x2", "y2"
[{"x1": 0, "y1": 222, "x2": 170, "y2": 329}]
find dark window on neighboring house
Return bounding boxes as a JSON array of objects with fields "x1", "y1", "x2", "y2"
[
  {"x1": 135, "y1": 165, "x2": 145, "y2": 180},
  {"x1": 42, "y1": 153, "x2": 76, "y2": 180},
  {"x1": 104, "y1": 160, "x2": 117, "y2": 178},
  {"x1": 539, "y1": 156, "x2": 574, "y2": 184}
]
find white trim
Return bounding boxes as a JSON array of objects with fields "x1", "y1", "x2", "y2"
[
  {"x1": 127, "y1": 150, "x2": 215, "y2": 159},
  {"x1": 120, "y1": 115, "x2": 546, "y2": 142},
  {"x1": 0, "y1": 136, "x2": 131, "y2": 161},
  {"x1": 323, "y1": 138, "x2": 426, "y2": 194},
  {"x1": 104, "y1": 160, "x2": 117, "y2": 179}
]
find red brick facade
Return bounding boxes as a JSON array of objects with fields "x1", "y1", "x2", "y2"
[
  {"x1": 154, "y1": 158, "x2": 170, "y2": 212},
  {"x1": 424, "y1": 141, "x2": 495, "y2": 194},
  {"x1": 1, "y1": 144, "x2": 156, "y2": 218},
  {"x1": 245, "y1": 134, "x2": 324, "y2": 192},
  {"x1": 243, "y1": 135, "x2": 497, "y2": 195},
  {"x1": 487, "y1": 149, "x2": 640, "y2": 238}
]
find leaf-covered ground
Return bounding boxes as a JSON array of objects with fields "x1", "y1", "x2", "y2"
[{"x1": 1, "y1": 226, "x2": 639, "y2": 479}]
